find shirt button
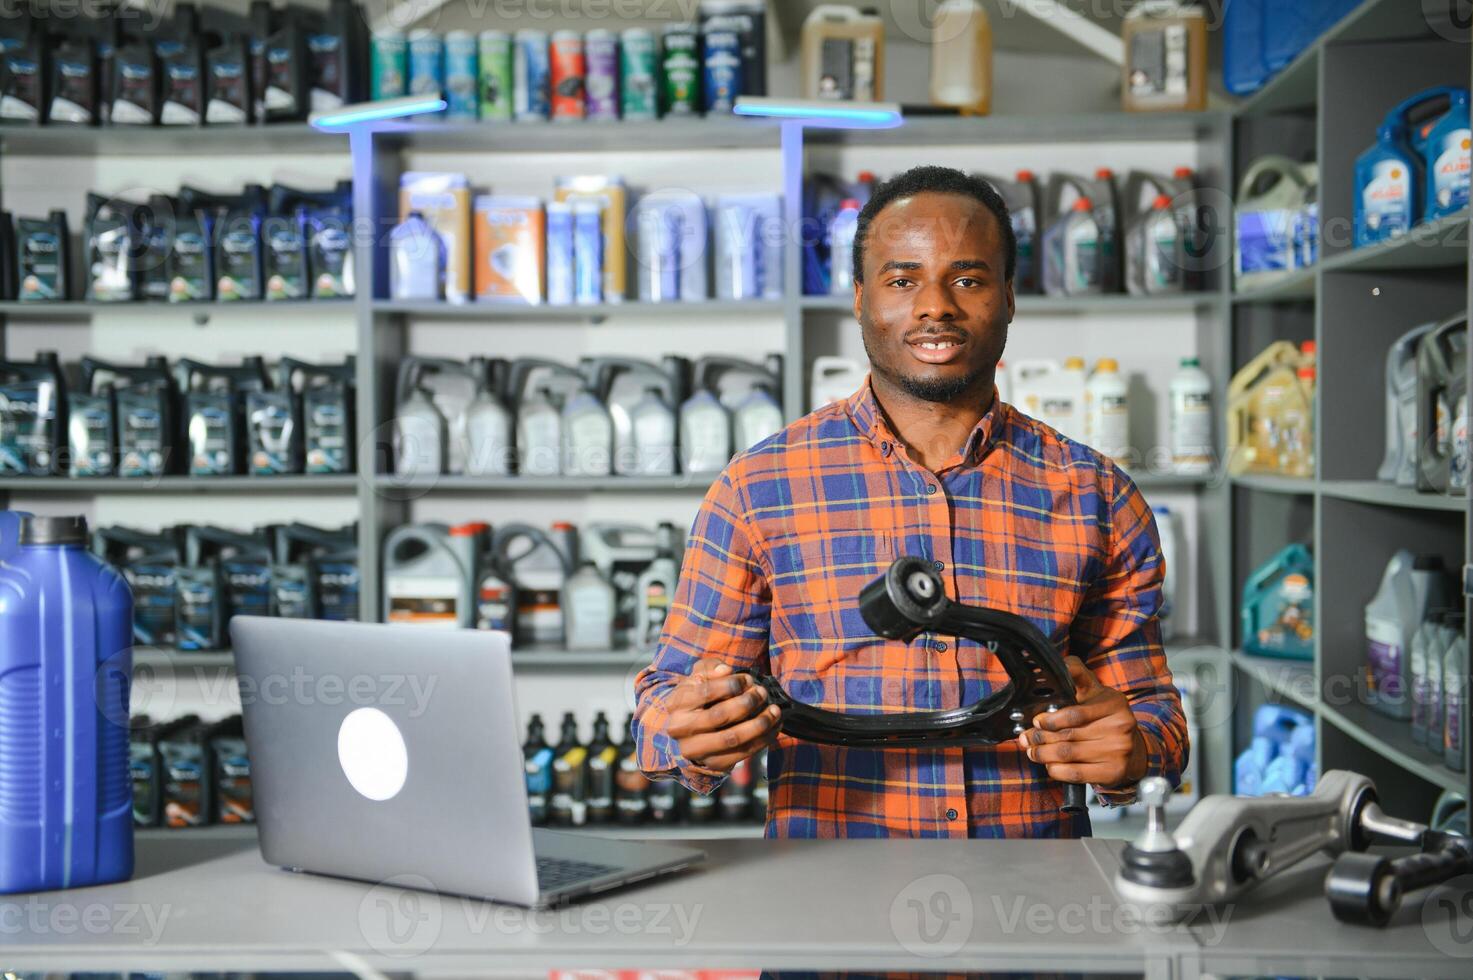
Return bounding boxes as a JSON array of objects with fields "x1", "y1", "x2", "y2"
[
  {"x1": 880, "y1": 441, "x2": 891, "y2": 456},
  {"x1": 925, "y1": 484, "x2": 938, "y2": 496},
  {"x1": 934, "y1": 640, "x2": 948, "y2": 652},
  {"x1": 932, "y1": 559, "x2": 944, "y2": 571},
  {"x1": 945, "y1": 808, "x2": 959, "y2": 821}
]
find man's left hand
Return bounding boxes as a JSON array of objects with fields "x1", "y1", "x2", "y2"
[{"x1": 1015, "y1": 656, "x2": 1148, "y2": 790}]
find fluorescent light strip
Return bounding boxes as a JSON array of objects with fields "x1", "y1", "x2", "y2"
[
  {"x1": 311, "y1": 96, "x2": 448, "y2": 129},
  {"x1": 733, "y1": 97, "x2": 903, "y2": 129}
]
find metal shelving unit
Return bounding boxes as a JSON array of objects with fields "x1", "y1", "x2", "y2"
[
  {"x1": 0, "y1": 476, "x2": 359, "y2": 493},
  {"x1": 1227, "y1": 0, "x2": 1472, "y2": 811}
]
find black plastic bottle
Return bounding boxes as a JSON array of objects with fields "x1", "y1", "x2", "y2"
[
  {"x1": 613, "y1": 713, "x2": 650, "y2": 825},
  {"x1": 584, "y1": 711, "x2": 618, "y2": 825},
  {"x1": 522, "y1": 714, "x2": 552, "y2": 827},
  {"x1": 646, "y1": 771, "x2": 680, "y2": 826},
  {"x1": 719, "y1": 755, "x2": 753, "y2": 823},
  {"x1": 549, "y1": 712, "x2": 586, "y2": 827}
]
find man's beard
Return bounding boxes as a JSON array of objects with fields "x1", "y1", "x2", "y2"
[{"x1": 862, "y1": 335, "x2": 990, "y2": 404}]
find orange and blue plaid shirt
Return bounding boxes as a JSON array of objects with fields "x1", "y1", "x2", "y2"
[{"x1": 633, "y1": 379, "x2": 1187, "y2": 839}]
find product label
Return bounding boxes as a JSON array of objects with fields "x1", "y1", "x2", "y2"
[
  {"x1": 305, "y1": 393, "x2": 350, "y2": 474},
  {"x1": 551, "y1": 746, "x2": 588, "y2": 824},
  {"x1": 119, "y1": 398, "x2": 168, "y2": 478},
  {"x1": 386, "y1": 576, "x2": 460, "y2": 627},
  {"x1": 316, "y1": 559, "x2": 360, "y2": 622},
  {"x1": 1066, "y1": 218, "x2": 1100, "y2": 292},
  {"x1": 264, "y1": 222, "x2": 308, "y2": 300},
  {"x1": 175, "y1": 570, "x2": 220, "y2": 650},
  {"x1": 586, "y1": 745, "x2": 618, "y2": 813},
  {"x1": 615, "y1": 754, "x2": 650, "y2": 817},
  {"x1": 248, "y1": 394, "x2": 296, "y2": 475},
  {"x1": 0, "y1": 380, "x2": 56, "y2": 475},
  {"x1": 1236, "y1": 209, "x2": 1295, "y2": 276},
  {"x1": 1171, "y1": 391, "x2": 1213, "y2": 465},
  {"x1": 124, "y1": 561, "x2": 177, "y2": 646},
  {"x1": 163, "y1": 755, "x2": 205, "y2": 827},
  {"x1": 1365, "y1": 618, "x2": 1405, "y2": 707},
  {"x1": 188, "y1": 401, "x2": 234, "y2": 475},
  {"x1": 516, "y1": 587, "x2": 563, "y2": 646},
  {"x1": 169, "y1": 230, "x2": 210, "y2": 302},
  {"x1": 1361, "y1": 160, "x2": 1412, "y2": 240},
  {"x1": 130, "y1": 746, "x2": 158, "y2": 825},
  {"x1": 206, "y1": 57, "x2": 249, "y2": 124},
  {"x1": 682, "y1": 408, "x2": 730, "y2": 473},
  {"x1": 1431, "y1": 130, "x2": 1471, "y2": 213},
  {"x1": 642, "y1": 581, "x2": 671, "y2": 646},
  {"x1": 215, "y1": 744, "x2": 254, "y2": 823},
  {"x1": 662, "y1": 34, "x2": 699, "y2": 113},
  {"x1": 477, "y1": 577, "x2": 514, "y2": 631},
  {"x1": 69, "y1": 400, "x2": 115, "y2": 476},
  {"x1": 525, "y1": 746, "x2": 554, "y2": 818},
  {"x1": 161, "y1": 59, "x2": 201, "y2": 124},
  {"x1": 273, "y1": 567, "x2": 313, "y2": 618},
  {"x1": 18, "y1": 230, "x2": 63, "y2": 300}
]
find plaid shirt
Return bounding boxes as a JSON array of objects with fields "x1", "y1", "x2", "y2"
[{"x1": 633, "y1": 379, "x2": 1187, "y2": 839}]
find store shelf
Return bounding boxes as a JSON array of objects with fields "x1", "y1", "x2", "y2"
[
  {"x1": 1126, "y1": 471, "x2": 1215, "y2": 490},
  {"x1": 136, "y1": 824, "x2": 258, "y2": 841},
  {"x1": 1319, "y1": 480, "x2": 1467, "y2": 513},
  {"x1": 805, "y1": 111, "x2": 1227, "y2": 147},
  {"x1": 1231, "y1": 650, "x2": 1316, "y2": 709},
  {"x1": 375, "y1": 116, "x2": 781, "y2": 152},
  {"x1": 1232, "y1": 268, "x2": 1317, "y2": 304},
  {"x1": 0, "y1": 300, "x2": 352, "y2": 319},
  {"x1": 1229, "y1": 473, "x2": 1317, "y2": 496},
  {"x1": 375, "y1": 298, "x2": 783, "y2": 320},
  {"x1": 1319, "y1": 212, "x2": 1470, "y2": 274},
  {"x1": 374, "y1": 474, "x2": 716, "y2": 494},
  {"x1": 0, "y1": 123, "x2": 343, "y2": 157},
  {"x1": 801, "y1": 294, "x2": 1214, "y2": 316},
  {"x1": 0, "y1": 475, "x2": 359, "y2": 493},
  {"x1": 134, "y1": 649, "x2": 235, "y2": 670},
  {"x1": 1319, "y1": 699, "x2": 1465, "y2": 794}
]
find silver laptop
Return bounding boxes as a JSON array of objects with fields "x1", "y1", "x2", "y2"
[{"x1": 230, "y1": 616, "x2": 704, "y2": 909}]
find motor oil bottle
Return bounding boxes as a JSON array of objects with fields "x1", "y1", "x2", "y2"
[
  {"x1": 680, "y1": 386, "x2": 732, "y2": 475},
  {"x1": 464, "y1": 358, "x2": 514, "y2": 477},
  {"x1": 1416, "y1": 315, "x2": 1468, "y2": 494},
  {"x1": 550, "y1": 712, "x2": 587, "y2": 826},
  {"x1": 71, "y1": 357, "x2": 170, "y2": 478},
  {"x1": 159, "y1": 720, "x2": 211, "y2": 828},
  {"x1": 800, "y1": 5, "x2": 884, "y2": 101},
  {"x1": 810, "y1": 356, "x2": 866, "y2": 408},
  {"x1": 1235, "y1": 156, "x2": 1309, "y2": 285},
  {"x1": 518, "y1": 385, "x2": 563, "y2": 477},
  {"x1": 129, "y1": 715, "x2": 177, "y2": 827},
  {"x1": 1042, "y1": 197, "x2": 1102, "y2": 297},
  {"x1": 635, "y1": 523, "x2": 680, "y2": 650},
  {"x1": 92, "y1": 526, "x2": 182, "y2": 648},
  {"x1": 109, "y1": 19, "x2": 161, "y2": 125},
  {"x1": 188, "y1": 526, "x2": 273, "y2": 626},
  {"x1": 496, "y1": 524, "x2": 573, "y2": 647},
  {"x1": 394, "y1": 382, "x2": 446, "y2": 479},
  {"x1": 307, "y1": 183, "x2": 354, "y2": 299},
  {"x1": 151, "y1": 194, "x2": 210, "y2": 303},
  {"x1": 733, "y1": 382, "x2": 784, "y2": 453},
  {"x1": 253, "y1": 1, "x2": 309, "y2": 122},
  {"x1": 0, "y1": 11, "x2": 47, "y2": 124},
  {"x1": 85, "y1": 194, "x2": 142, "y2": 303},
  {"x1": 1084, "y1": 358, "x2": 1130, "y2": 463},
  {"x1": 173, "y1": 528, "x2": 223, "y2": 652},
  {"x1": 65, "y1": 375, "x2": 113, "y2": 480},
  {"x1": 1411, "y1": 609, "x2": 1451, "y2": 747},
  {"x1": 584, "y1": 712, "x2": 619, "y2": 824},
  {"x1": 585, "y1": 356, "x2": 686, "y2": 477},
  {"x1": 382, "y1": 523, "x2": 473, "y2": 629},
  {"x1": 183, "y1": 185, "x2": 266, "y2": 301},
  {"x1": 690, "y1": 354, "x2": 780, "y2": 419},
  {"x1": 299, "y1": 357, "x2": 354, "y2": 475},
  {"x1": 307, "y1": 0, "x2": 366, "y2": 112},
  {"x1": 1240, "y1": 543, "x2": 1315, "y2": 660},
  {"x1": 46, "y1": 23, "x2": 99, "y2": 126},
  {"x1": 245, "y1": 371, "x2": 298, "y2": 477},
  {"x1": 0, "y1": 352, "x2": 65, "y2": 476},
  {"x1": 1426, "y1": 610, "x2": 1454, "y2": 753},
  {"x1": 614, "y1": 715, "x2": 650, "y2": 824},
  {"x1": 475, "y1": 533, "x2": 516, "y2": 636},
  {"x1": 1010, "y1": 358, "x2": 1086, "y2": 443},
  {"x1": 1278, "y1": 359, "x2": 1316, "y2": 478},
  {"x1": 721, "y1": 755, "x2": 754, "y2": 823},
  {"x1": 523, "y1": 714, "x2": 553, "y2": 826},
  {"x1": 561, "y1": 383, "x2": 614, "y2": 478},
  {"x1": 395, "y1": 357, "x2": 486, "y2": 477},
  {"x1": 203, "y1": 7, "x2": 254, "y2": 125},
  {"x1": 1121, "y1": 1, "x2": 1207, "y2": 113},
  {"x1": 563, "y1": 561, "x2": 615, "y2": 651},
  {"x1": 1170, "y1": 356, "x2": 1214, "y2": 474},
  {"x1": 1355, "y1": 118, "x2": 1417, "y2": 247},
  {"x1": 1424, "y1": 88, "x2": 1471, "y2": 223},
  {"x1": 1128, "y1": 194, "x2": 1186, "y2": 295},
  {"x1": 581, "y1": 523, "x2": 657, "y2": 648},
  {"x1": 272, "y1": 522, "x2": 359, "y2": 622},
  {"x1": 158, "y1": 3, "x2": 204, "y2": 126},
  {"x1": 1380, "y1": 321, "x2": 1437, "y2": 486},
  {"x1": 209, "y1": 715, "x2": 252, "y2": 825},
  {"x1": 0, "y1": 514, "x2": 133, "y2": 894},
  {"x1": 929, "y1": 0, "x2": 991, "y2": 115},
  {"x1": 176, "y1": 358, "x2": 269, "y2": 477},
  {"x1": 977, "y1": 171, "x2": 1041, "y2": 294},
  {"x1": 264, "y1": 181, "x2": 354, "y2": 301},
  {"x1": 646, "y1": 771, "x2": 680, "y2": 825},
  {"x1": 1365, "y1": 551, "x2": 1450, "y2": 719},
  {"x1": 1444, "y1": 612, "x2": 1468, "y2": 772},
  {"x1": 14, "y1": 210, "x2": 69, "y2": 302}
]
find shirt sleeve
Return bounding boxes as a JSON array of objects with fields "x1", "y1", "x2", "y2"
[
  {"x1": 1070, "y1": 466, "x2": 1189, "y2": 807},
  {"x1": 632, "y1": 470, "x2": 773, "y2": 796}
]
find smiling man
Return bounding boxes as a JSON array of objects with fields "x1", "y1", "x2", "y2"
[{"x1": 633, "y1": 166, "x2": 1188, "y2": 838}]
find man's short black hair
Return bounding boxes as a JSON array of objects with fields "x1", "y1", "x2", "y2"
[{"x1": 853, "y1": 165, "x2": 1016, "y2": 286}]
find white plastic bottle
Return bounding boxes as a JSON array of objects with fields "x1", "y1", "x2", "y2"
[
  {"x1": 829, "y1": 198, "x2": 861, "y2": 295},
  {"x1": 1169, "y1": 356, "x2": 1213, "y2": 473},
  {"x1": 561, "y1": 384, "x2": 613, "y2": 477},
  {"x1": 517, "y1": 385, "x2": 563, "y2": 477},
  {"x1": 929, "y1": 0, "x2": 992, "y2": 115},
  {"x1": 1085, "y1": 358, "x2": 1131, "y2": 463}
]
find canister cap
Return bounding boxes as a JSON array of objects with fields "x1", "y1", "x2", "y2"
[{"x1": 20, "y1": 515, "x2": 88, "y2": 546}]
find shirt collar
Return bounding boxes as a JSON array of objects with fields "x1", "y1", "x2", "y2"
[{"x1": 843, "y1": 375, "x2": 1005, "y2": 467}]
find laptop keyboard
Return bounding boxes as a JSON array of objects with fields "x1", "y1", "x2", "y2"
[{"x1": 536, "y1": 856, "x2": 619, "y2": 890}]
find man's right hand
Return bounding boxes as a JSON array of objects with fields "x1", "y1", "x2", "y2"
[{"x1": 665, "y1": 658, "x2": 781, "y2": 773}]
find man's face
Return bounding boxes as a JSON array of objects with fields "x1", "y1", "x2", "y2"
[{"x1": 855, "y1": 191, "x2": 1014, "y2": 403}]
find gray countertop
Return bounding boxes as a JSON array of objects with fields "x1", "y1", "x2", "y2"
[{"x1": 0, "y1": 836, "x2": 1466, "y2": 976}]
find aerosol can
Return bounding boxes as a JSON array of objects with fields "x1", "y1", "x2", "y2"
[
  {"x1": 464, "y1": 358, "x2": 514, "y2": 477},
  {"x1": 635, "y1": 522, "x2": 681, "y2": 649},
  {"x1": 176, "y1": 358, "x2": 269, "y2": 476},
  {"x1": 582, "y1": 523, "x2": 658, "y2": 647},
  {"x1": 0, "y1": 352, "x2": 65, "y2": 476}
]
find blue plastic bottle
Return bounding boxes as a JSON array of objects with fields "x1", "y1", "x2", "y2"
[
  {"x1": 1240, "y1": 543, "x2": 1315, "y2": 660},
  {"x1": 1355, "y1": 120, "x2": 1417, "y2": 247},
  {"x1": 1423, "y1": 89, "x2": 1471, "y2": 223},
  {"x1": 0, "y1": 515, "x2": 134, "y2": 893}
]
